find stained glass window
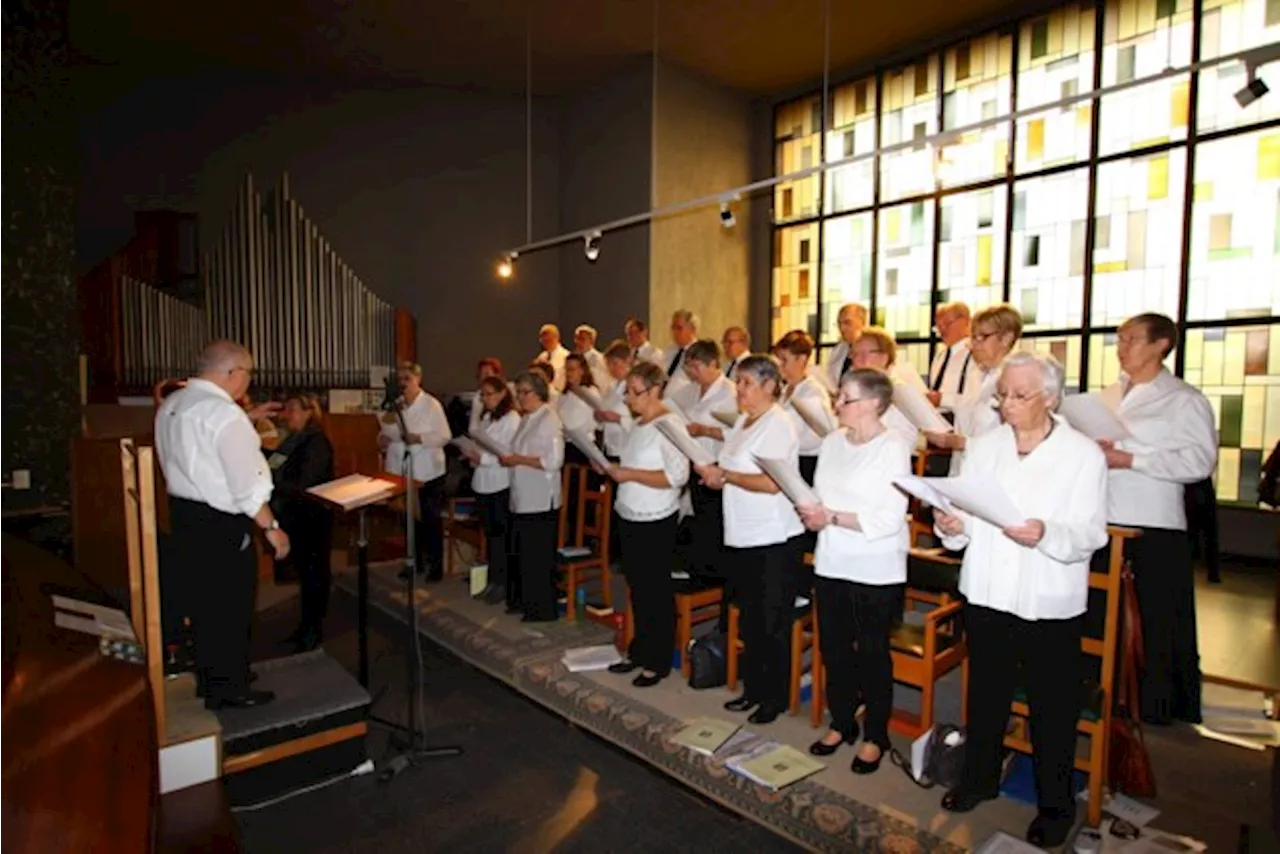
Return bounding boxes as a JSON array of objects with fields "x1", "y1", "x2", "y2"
[
  {"x1": 775, "y1": 95, "x2": 822, "y2": 223},
  {"x1": 1091, "y1": 149, "x2": 1188, "y2": 324},
  {"x1": 1086, "y1": 331, "x2": 1177, "y2": 389},
  {"x1": 1098, "y1": 0, "x2": 1193, "y2": 155},
  {"x1": 896, "y1": 341, "x2": 934, "y2": 386},
  {"x1": 1019, "y1": 334, "x2": 1085, "y2": 390},
  {"x1": 939, "y1": 32, "x2": 1013, "y2": 189},
  {"x1": 1196, "y1": 0, "x2": 1280, "y2": 133},
  {"x1": 826, "y1": 77, "x2": 877, "y2": 214},
  {"x1": 1186, "y1": 131, "x2": 1280, "y2": 321},
  {"x1": 821, "y1": 213, "x2": 874, "y2": 344},
  {"x1": 881, "y1": 55, "x2": 940, "y2": 202},
  {"x1": 1016, "y1": 3, "x2": 1098, "y2": 173},
  {"x1": 772, "y1": 223, "x2": 820, "y2": 343},
  {"x1": 1183, "y1": 324, "x2": 1280, "y2": 502},
  {"x1": 1009, "y1": 168, "x2": 1089, "y2": 330},
  {"x1": 938, "y1": 188, "x2": 1007, "y2": 313},
  {"x1": 876, "y1": 201, "x2": 935, "y2": 338}
]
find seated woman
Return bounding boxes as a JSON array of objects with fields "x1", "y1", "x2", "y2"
[
  {"x1": 773, "y1": 330, "x2": 836, "y2": 486},
  {"x1": 500, "y1": 371, "x2": 566, "y2": 622},
  {"x1": 798, "y1": 368, "x2": 910, "y2": 774},
  {"x1": 849, "y1": 326, "x2": 919, "y2": 449},
  {"x1": 271, "y1": 394, "x2": 335, "y2": 651},
  {"x1": 594, "y1": 340, "x2": 634, "y2": 462},
  {"x1": 461, "y1": 376, "x2": 521, "y2": 606},
  {"x1": 933, "y1": 352, "x2": 1108, "y2": 849},
  {"x1": 596, "y1": 361, "x2": 689, "y2": 687}
]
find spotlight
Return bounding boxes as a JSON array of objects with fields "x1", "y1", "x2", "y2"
[
  {"x1": 1235, "y1": 44, "x2": 1280, "y2": 108},
  {"x1": 719, "y1": 202, "x2": 736, "y2": 229},
  {"x1": 1236, "y1": 75, "x2": 1270, "y2": 108},
  {"x1": 584, "y1": 231, "x2": 601, "y2": 262},
  {"x1": 496, "y1": 252, "x2": 516, "y2": 279}
]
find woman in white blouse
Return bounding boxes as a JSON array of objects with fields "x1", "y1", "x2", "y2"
[
  {"x1": 933, "y1": 352, "x2": 1108, "y2": 849},
  {"x1": 595, "y1": 362, "x2": 690, "y2": 687},
  {"x1": 461, "y1": 376, "x2": 521, "y2": 607},
  {"x1": 593, "y1": 340, "x2": 634, "y2": 460},
  {"x1": 499, "y1": 370, "x2": 566, "y2": 623},
  {"x1": 924, "y1": 303, "x2": 1022, "y2": 474},
  {"x1": 378, "y1": 361, "x2": 453, "y2": 581},
  {"x1": 557, "y1": 353, "x2": 599, "y2": 453},
  {"x1": 682, "y1": 339, "x2": 738, "y2": 595},
  {"x1": 467, "y1": 357, "x2": 505, "y2": 434},
  {"x1": 797, "y1": 368, "x2": 911, "y2": 774},
  {"x1": 695, "y1": 356, "x2": 807, "y2": 725},
  {"x1": 774, "y1": 330, "x2": 836, "y2": 485},
  {"x1": 849, "y1": 326, "x2": 920, "y2": 449}
]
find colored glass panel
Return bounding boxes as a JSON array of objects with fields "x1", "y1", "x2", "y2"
[
  {"x1": 1016, "y1": 3, "x2": 1098, "y2": 172},
  {"x1": 876, "y1": 201, "x2": 935, "y2": 338},
  {"x1": 1196, "y1": 0, "x2": 1280, "y2": 133},
  {"x1": 772, "y1": 223, "x2": 820, "y2": 343},
  {"x1": 1019, "y1": 334, "x2": 1085, "y2": 390},
  {"x1": 775, "y1": 95, "x2": 822, "y2": 223},
  {"x1": 938, "y1": 188, "x2": 1007, "y2": 314},
  {"x1": 821, "y1": 213, "x2": 874, "y2": 345},
  {"x1": 826, "y1": 76, "x2": 878, "y2": 213},
  {"x1": 1010, "y1": 168, "x2": 1089, "y2": 330},
  {"x1": 939, "y1": 32, "x2": 1014, "y2": 188},
  {"x1": 1098, "y1": 0, "x2": 1193, "y2": 155},
  {"x1": 881, "y1": 55, "x2": 941, "y2": 202},
  {"x1": 896, "y1": 341, "x2": 934, "y2": 388}
]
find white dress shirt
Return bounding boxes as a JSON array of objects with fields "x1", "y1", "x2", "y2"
[
  {"x1": 823, "y1": 341, "x2": 855, "y2": 393},
  {"x1": 155, "y1": 378, "x2": 273, "y2": 517},
  {"x1": 719, "y1": 405, "x2": 806, "y2": 548},
  {"x1": 472, "y1": 409, "x2": 521, "y2": 495},
  {"x1": 782, "y1": 376, "x2": 837, "y2": 457},
  {"x1": 938, "y1": 418, "x2": 1110, "y2": 621},
  {"x1": 600, "y1": 378, "x2": 633, "y2": 458},
  {"x1": 892, "y1": 360, "x2": 929, "y2": 395},
  {"x1": 949, "y1": 367, "x2": 1000, "y2": 475},
  {"x1": 813, "y1": 430, "x2": 912, "y2": 585},
  {"x1": 582, "y1": 348, "x2": 611, "y2": 390},
  {"x1": 616, "y1": 413, "x2": 691, "y2": 522},
  {"x1": 380, "y1": 391, "x2": 451, "y2": 482},
  {"x1": 928, "y1": 338, "x2": 981, "y2": 411},
  {"x1": 725, "y1": 353, "x2": 748, "y2": 380},
  {"x1": 470, "y1": 382, "x2": 519, "y2": 433},
  {"x1": 684, "y1": 376, "x2": 737, "y2": 460},
  {"x1": 635, "y1": 341, "x2": 664, "y2": 367},
  {"x1": 509, "y1": 405, "x2": 565, "y2": 514},
  {"x1": 556, "y1": 388, "x2": 597, "y2": 435},
  {"x1": 1102, "y1": 369, "x2": 1218, "y2": 531},
  {"x1": 662, "y1": 345, "x2": 695, "y2": 406},
  {"x1": 536, "y1": 344, "x2": 571, "y2": 392}
]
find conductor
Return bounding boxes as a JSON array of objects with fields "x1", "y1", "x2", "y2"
[{"x1": 156, "y1": 340, "x2": 291, "y2": 710}]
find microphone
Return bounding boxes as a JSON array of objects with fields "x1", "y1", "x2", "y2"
[{"x1": 380, "y1": 372, "x2": 401, "y2": 412}]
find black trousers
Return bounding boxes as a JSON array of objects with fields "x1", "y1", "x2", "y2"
[
  {"x1": 1184, "y1": 478, "x2": 1220, "y2": 581},
  {"x1": 1127, "y1": 526, "x2": 1202, "y2": 723},
  {"x1": 415, "y1": 475, "x2": 446, "y2": 578},
  {"x1": 814, "y1": 576, "x2": 903, "y2": 747},
  {"x1": 689, "y1": 481, "x2": 729, "y2": 628},
  {"x1": 618, "y1": 514, "x2": 678, "y2": 674},
  {"x1": 511, "y1": 510, "x2": 558, "y2": 620},
  {"x1": 476, "y1": 489, "x2": 511, "y2": 590},
  {"x1": 287, "y1": 511, "x2": 333, "y2": 641},
  {"x1": 169, "y1": 498, "x2": 258, "y2": 697},
  {"x1": 962, "y1": 605, "x2": 1083, "y2": 816},
  {"x1": 731, "y1": 534, "x2": 808, "y2": 710}
]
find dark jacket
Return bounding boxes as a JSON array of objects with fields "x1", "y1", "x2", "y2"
[{"x1": 270, "y1": 423, "x2": 335, "y2": 531}]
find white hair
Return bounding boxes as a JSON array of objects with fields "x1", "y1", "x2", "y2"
[
  {"x1": 1000, "y1": 350, "x2": 1065, "y2": 405},
  {"x1": 671, "y1": 309, "x2": 699, "y2": 330},
  {"x1": 196, "y1": 339, "x2": 250, "y2": 374},
  {"x1": 574, "y1": 324, "x2": 597, "y2": 340},
  {"x1": 539, "y1": 323, "x2": 560, "y2": 337}
]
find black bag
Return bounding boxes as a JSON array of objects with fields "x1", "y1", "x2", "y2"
[
  {"x1": 890, "y1": 723, "x2": 967, "y2": 790},
  {"x1": 1259, "y1": 440, "x2": 1280, "y2": 507},
  {"x1": 686, "y1": 632, "x2": 727, "y2": 690}
]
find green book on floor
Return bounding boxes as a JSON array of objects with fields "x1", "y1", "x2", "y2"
[
  {"x1": 670, "y1": 718, "x2": 741, "y2": 756},
  {"x1": 726, "y1": 743, "x2": 824, "y2": 792}
]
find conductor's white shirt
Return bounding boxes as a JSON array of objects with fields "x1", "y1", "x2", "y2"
[
  {"x1": 380, "y1": 391, "x2": 451, "y2": 483},
  {"x1": 938, "y1": 418, "x2": 1109, "y2": 621},
  {"x1": 155, "y1": 378, "x2": 273, "y2": 517}
]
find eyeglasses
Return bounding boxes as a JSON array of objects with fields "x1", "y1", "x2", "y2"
[
  {"x1": 624, "y1": 386, "x2": 652, "y2": 397},
  {"x1": 835, "y1": 396, "x2": 866, "y2": 407},
  {"x1": 992, "y1": 390, "x2": 1040, "y2": 407},
  {"x1": 971, "y1": 331, "x2": 998, "y2": 344},
  {"x1": 514, "y1": 387, "x2": 535, "y2": 397}
]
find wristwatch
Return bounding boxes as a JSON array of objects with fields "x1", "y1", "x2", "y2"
[{"x1": 263, "y1": 519, "x2": 281, "y2": 532}]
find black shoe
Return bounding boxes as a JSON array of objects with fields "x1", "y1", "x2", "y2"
[
  {"x1": 632, "y1": 671, "x2": 665, "y2": 688},
  {"x1": 205, "y1": 689, "x2": 275, "y2": 711},
  {"x1": 748, "y1": 704, "x2": 783, "y2": 725},
  {"x1": 608, "y1": 659, "x2": 641, "y2": 674},
  {"x1": 482, "y1": 585, "x2": 506, "y2": 605},
  {"x1": 521, "y1": 614, "x2": 557, "y2": 623},
  {"x1": 1026, "y1": 809, "x2": 1075, "y2": 848},
  {"x1": 941, "y1": 786, "x2": 998, "y2": 813},
  {"x1": 809, "y1": 725, "x2": 859, "y2": 756},
  {"x1": 851, "y1": 744, "x2": 884, "y2": 775},
  {"x1": 724, "y1": 695, "x2": 758, "y2": 713}
]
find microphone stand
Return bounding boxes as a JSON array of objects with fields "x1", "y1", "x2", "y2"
[{"x1": 374, "y1": 393, "x2": 462, "y2": 783}]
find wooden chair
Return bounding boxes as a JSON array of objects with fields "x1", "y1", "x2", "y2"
[
  {"x1": 907, "y1": 447, "x2": 952, "y2": 546},
  {"x1": 726, "y1": 591, "x2": 817, "y2": 717},
  {"x1": 995, "y1": 525, "x2": 1139, "y2": 829},
  {"x1": 623, "y1": 579, "x2": 724, "y2": 677},
  {"x1": 556, "y1": 464, "x2": 614, "y2": 620},
  {"x1": 442, "y1": 496, "x2": 486, "y2": 578}
]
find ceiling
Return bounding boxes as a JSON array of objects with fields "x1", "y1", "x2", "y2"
[{"x1": 69, "y1": 0, "x2": 1022, "y2": 97}]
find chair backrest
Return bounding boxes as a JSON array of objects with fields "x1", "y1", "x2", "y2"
[
  {"x1": 572, "y1": 466, "x2": 613, "y2": 561},
  {"x1": 1086, "y1": 526, "x2": 1141, "y2": 707},
  {"x1": 557, "y1": 464, "x2": 579, "y2": 546}
]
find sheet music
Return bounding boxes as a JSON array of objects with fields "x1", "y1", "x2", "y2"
[
  {"x1": 892, "y1": 475, "x2": 957, "y2": 515},
  {"x1": 925, "y1": 474, "x2": 1026, "y2": 529},
  {"x1": 791, "y1": 396, "x2": 834, "y2": 438},
  {"x1": 471, "y1": 425, "x2": 511, "y2": 458},
  {"x1": 569, "y1": 384, "x2": 608, "y2": 412},
  {"x1": 450, "y1": 436, "x2": 481, "y2": 458},
  {"x1": 655, "y1": 418, "x2": 716, "y2": 466},
  {"x1": 1059, "y1": 392, "x2": 1130, "y2": 441},
  {"x1": 712, "y1": 410, "x2": 739, "y2": 428},
  {"x1": 306, "y1": 473, "x2": 397, "y2": 510},
  {"x1": 753, "y1": 455, "x2": 820, "y2": 507},
  {"x1": 565, "y1": 427, "x2": 613, "y2": 471},
  {"x1": 892, "y1": 380, "x2": 953, "y2": 433}
]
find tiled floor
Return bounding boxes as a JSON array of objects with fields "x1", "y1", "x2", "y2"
[{"x1": 1196, "y1": 568, "x2": 1279, "y2": 689}]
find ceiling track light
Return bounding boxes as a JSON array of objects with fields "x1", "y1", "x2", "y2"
[
  {"x1": 719, "y1": 199, "x2": 736, "y2": 229},
  {"x1": 1236, "y1": 43, "x2": 1280, "y2": 108},
  {"x1": 584, "y1": 231, "x2": 601, "y2": 262},
  {"x1": 496, "y1": 251, "x2": 517, "y2": 279}
]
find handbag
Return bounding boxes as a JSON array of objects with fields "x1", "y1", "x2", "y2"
[
  {"x1": 686, "y1": 632, "x2": 727, "y2": 690},
  {"x1": 1109, "y1": 560, "x2": 1157, "y2": 798},
  {"x1": 890, "y1": 723, "x2": 967, "y2": 790}
]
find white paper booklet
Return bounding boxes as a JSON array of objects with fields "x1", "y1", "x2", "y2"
[
  {"x1": 450, "y1": 436, "x2": 481, "y2": 458},
  {"x1": 1058, "y1": 392, "x2": 1130, "y2": 442},
  {"x1": 307, "y1": 473, "x2": 398, "y2": 510},
  {"x1": 570, "y1": 384, "x2": 608, "y2": 412},
  {"x1": 471, "y1": 426, "x2": 511, "y2": 458},
  {"x1": 753, "y1": 455, "x2": 820, "y2": 507},
  {"x1": 893, "y1": 475, "x2": 957, "y2": 514},
  {"x1": 892, "y1": 380, "x2": 953, "y2": 433},
  {"x1": 655, "y1": 417, "x2": 716, "y2": 466},
  {"x1": 566, "y1": 427, "x2": 613, "y2": 471},
  {"x1": 560, "y1": 644, "x2": 623, "y2": 672},
  {"x1": 791, "y1": 395, "x2": 835, "y2": 438},
  {"x1": 924, "y1": 474, "x2": 1026, "y2": 529},
  {"x1": 711, "y1": 410, "x2": 739, "y2": 428}
]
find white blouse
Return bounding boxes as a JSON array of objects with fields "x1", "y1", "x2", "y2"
[
  {"x1": 509, "y1": 405, "x2": 565, "y2": 514},
  {"x1": 684, "y1": 376, "x2": 737, "y2": 459},
  {"x1": 813, "y1": 430, "x2": 912, "y2": 585},
  {"x1": 1102, "y1": 369, "x2": 1218, "y2": 531},
  {"x1": 380, "y1": 391, "x2": 451, "y2": 483},
  {"x1": 556, "y1": 388, "x2": 597, "y2": 435},
  {"x1": 938, "y1": 418, "x2": 1109, "y2": 621},
  {"x1": 616, "y1": 413, "x2": 690, "y2": 522},
  {"x1": 949, "y1": 368, "x2": 1000, "y2": 475},
  {"x1": 782, "y1": 375, "x2": 836, "y2": 457},
  {"x1": 471, "y1": 409, "x2": 521, "y2": 495},
  {"x1": 719, "y1": 404, "x2": 806, "y2": 548},
  {"x1": 600, "y1": 378, "x2": 633, "y2": 458}
]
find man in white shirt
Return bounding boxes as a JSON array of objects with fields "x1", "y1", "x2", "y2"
[
  {"x1": 535, "y1": 324, "x2": 570, "y2": 392},
  {"x1": 822, "y1": 303, "x2": 868, "y2": 392},
  {"x1": 927, "y1": 301, "x2": 981, "y2": 412},
  {"x1": 720, "y1": 326, "x2": 750, "y2": 378},
  {"x1": 624, "y1": 317, "x2": 663, "y2": 366},
  {"x1": 155, "y1": 340, "x2": 289, "y2": 710},
  {"x1": 663, "y1": 309, "x2": 699, "y2": 407},
  {"x1": 573, "y1": 324, "x2": 611, "y2": 389},
  {"x1": 1098, "y1": 312, "x2": 1217, "y2": 725}
]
